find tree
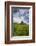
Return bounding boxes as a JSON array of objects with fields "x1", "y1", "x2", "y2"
[
  {"x1": 21, "y1": 21, "x2": 23, "y2": 23},
  {"x1": 20, "y1": 21, "x2": 24, "y2": 24}
]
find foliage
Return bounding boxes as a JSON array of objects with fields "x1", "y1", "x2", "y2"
[{"x1": 12, "y1": 23, "x2": 29, "y2": 36}]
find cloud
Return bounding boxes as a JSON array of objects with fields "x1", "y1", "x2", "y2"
[
  {"x1": 13, "y1": 17, "x2": 21, "y2": 23},
  {"x1": 12, "y1": 8, "x2": 29, "y2": 24}
]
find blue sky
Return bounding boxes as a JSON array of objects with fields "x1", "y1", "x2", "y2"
[{"x1": 11, "y1": 7, "x2": 30, "y2": 24}]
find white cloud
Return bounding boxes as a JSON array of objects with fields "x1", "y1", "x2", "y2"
[
  {"x1": 13, "y1": 17, "x2": 21, "y2": 23},
  {"x1": 13, "y1": 9, "x2": 29, "y2": 24},
  {"x1": 13, "y1": 16, "x2": 29, "y2": 24}
]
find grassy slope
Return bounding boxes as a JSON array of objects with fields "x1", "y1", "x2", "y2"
[{"x1": 12, "y1": 23, "x2": 29, "y2": 36}]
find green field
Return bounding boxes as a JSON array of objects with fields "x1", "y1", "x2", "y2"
[{"x1": 12, "y1": 23, "x2": 29, "y2": 36}]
